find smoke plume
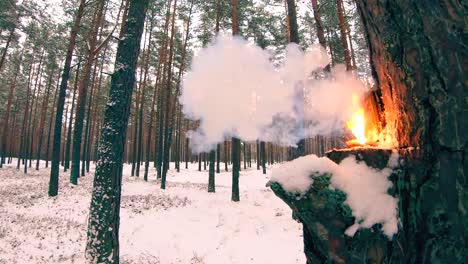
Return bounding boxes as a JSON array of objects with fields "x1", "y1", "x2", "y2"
[{"x1": 180, "y1": 35, "x2": 367, "y2": 152}]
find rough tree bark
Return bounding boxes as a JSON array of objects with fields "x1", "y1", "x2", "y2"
[
  {"x1": 271, "y1": 1, "x2": 467, "y2": 263},
  {"x1": 85, "y1": 0, "x2": 148, "y2": 261},
  {"x1": 355, "y1": 1, "x2": 467, "y2": 262}
]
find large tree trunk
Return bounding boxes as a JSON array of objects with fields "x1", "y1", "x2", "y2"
[
  {"x1": 355, "y1": 1, "x2": 467, "y2": 262},
  {"x1": 85, "y1": 0, "x2": 148, "y2": 261},
  {"x1": 272, "y1": 1, "x2": 467, "y2": 263}
]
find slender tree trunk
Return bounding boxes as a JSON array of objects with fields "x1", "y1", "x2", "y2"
[
  {"x1": 136, "y1": 9, "x2": 155, "y2": 177},
  {"x1": 18, "y1": 57, "x2": 35, "y2": 170},
  {"x1": 1, "y1": 51, "x2": 22, "y2": 167},
  {"x1": 19, "y1": 65, "x2": 33, "y2": 171},
  {"x1": 35, "y1": 67, "x2": 55, "y2": 170},
  {"x1": 215, "y1": 0, "x2": 221, "y2": 33},
  {"x1": 45, "y1": 68, "x2": 61, "y2": 168},
  {"x1": 208, "y1": 149, "x2": 215, "y2": 192},
  {"x1": 8, "y1": 101, "x2": 19, "y2": 162},
  {"x1": 310, "y1": 0, "x2": 330, "y2": 72},
  {"x1": 256, "y1": 140, "x2": 260, "y2": 170},
  {"x1": 65, "y1": 62, "x2": 80, "y2": 172},
  {"x1": 85, "y1": 0, "x2": 148, "y2": 261},
  {"x1": 336, "y1": 0, "x2": 352, "y2": 70},
  {"x1": 156, "y1": 0, "x2": 173, "y2": 178},
  {"x1": 131, "y1": 83, "x2": 141, "y2": 176},
  {"x1": 49, "y1": 0, "x2": 87, "y2": 197},
  {"x1": 71, "y1": 0, "x2": 106, "y2": 185},
  {"x1": 184, "y1": 119, "x2": 189, "y2": 169},
  {"x1": 175, "y1": 104, "x2": 182, "y2": 172},
  {"x1": 118, "y1": 0, "x2": 130, "y2": 39},
  {"x1": 231, "y1": 137, "x2": 240, "y2": 201},
  {"x1": 243, "y1": 142, "x2": 246, "y2": 169},
  {"x1": 161, "y1": 0, "x2": 179, "y2": 189},
  {"x1": 27, "y1": 50, "x2": 46, "y2": 169},
  {"x1": 346, "y1": 21, "x2": 357, "y2": 70},
  {"x1": 162, "y1": 0, "x2": 194, "y2": 187},
  {"x1": 310, "y1": 0, "x2": 327, "y2": 48},
  {"x1": 0, "y1": 26, "x2": 15, "y2": 74},
  {"x1": 61, "y1": 99, "x2": 68, "y2": 166},
  {"x1": 260, "y1": 141, "x2": 266, "y2": 174},
  {"x1": 286, "y1": 0, "x2": 306, "y2": 160},
  {"x1": 144, "y1": 16, "x2": 167, "y2": 180},
  {"x1": 224, "y1": 141, "x2": 228, "y2": 171},
  {"x1": 216, "y1": 143, "x2": 220, "y2": 173},
  {"x1": 198, "y1": 153, "x2": 201, "y2": 171},
  {"x1": 285, "y1": 0, "x2": 299, "y2": 44},
  {"x1": 230, "y1": 0, "x2": 241, "y2": 202},
  {"x1": 203, "y1": 152, "x2": 207, "y2": 170},
  {"x1": 81, "y1": 64, "x2": 98, "y2": 176},
  {"x1": 88, "y1": 50, "x2": 107, "y2": 171}
]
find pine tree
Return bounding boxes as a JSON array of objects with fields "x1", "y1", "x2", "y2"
[
  {"x1": 208, "y1": 149, "x2": 215, "y2": 192},
  {"x1": 230, "y1": 0, "x2": 240, "y2": 202},
  {"x1": 70, "y1": 0, "x2": 106, "y2": 185},
  {"x1": 85, "y1": 0, "x2": 149, "y2": 261},
  {"x1": 160, "y1": 0, "x2": 178, "y2": 189},
  {"x1": 49, "y1": 0, "x2": 87, "y2": 197},
  {"x1": 0, "y1": 49, "x2": 22, "y2": 167}
]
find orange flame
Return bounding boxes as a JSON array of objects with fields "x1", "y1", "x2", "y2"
[
  {"x1": 345, "y1": 93, "x2": 398, "y2": 148},
  {"x1": 347, "y1": 107, "x2": 367, "y2": 145}
]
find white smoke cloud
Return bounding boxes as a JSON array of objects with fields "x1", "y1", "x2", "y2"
[{"x1": 180, "y1": 35, "x2": 367, "y2": 152}]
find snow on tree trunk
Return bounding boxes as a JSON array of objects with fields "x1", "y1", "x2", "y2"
[
  {"x1": 85, "y1": 0, "x2": 148, "y2": 262},
  {"x1": 271, "y1": 0, "x2": 466, "y2": 263},
  {"x1": 355, "y1": 0, "x2": 466, "y2": 262}
]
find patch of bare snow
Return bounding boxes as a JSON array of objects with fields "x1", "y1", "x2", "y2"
[{"x1": 0, "y1": 159, "x2": 304, "y2": 263}]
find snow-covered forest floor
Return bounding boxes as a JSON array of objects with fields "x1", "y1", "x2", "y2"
[{"x1": 0, "y1": 160, "x2": 304, "y2": 264}]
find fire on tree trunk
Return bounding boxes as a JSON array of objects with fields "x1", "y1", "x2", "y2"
[{"x1": 269, "y1": 0, "x2": 466, "y2": 263}]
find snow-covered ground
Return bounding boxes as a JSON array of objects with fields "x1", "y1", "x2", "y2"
[{"x1": 0, "y1": 159, "x2": 304, "y2": 264}]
